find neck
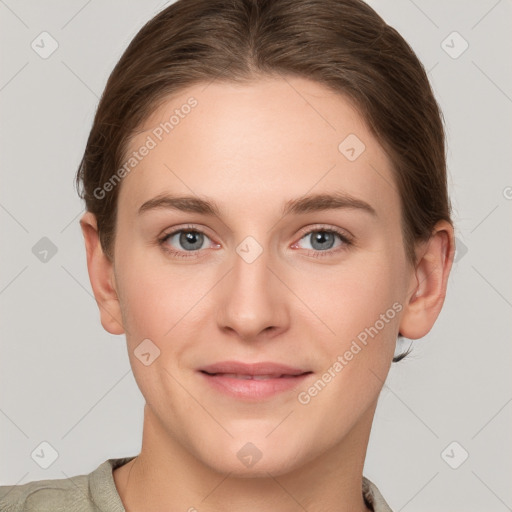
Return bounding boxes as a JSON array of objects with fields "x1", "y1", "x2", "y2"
[{"x1": 114, "y1": 404, "x2": 375, "y2": 512}]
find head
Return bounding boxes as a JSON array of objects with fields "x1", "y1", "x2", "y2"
[{"x1": 78, "y1": 0, "x2": 454, "y2": 476}]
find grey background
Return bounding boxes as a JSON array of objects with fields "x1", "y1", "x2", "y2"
[{"x1": 1, "y1": 1, "x2": 511, "y2": 510}]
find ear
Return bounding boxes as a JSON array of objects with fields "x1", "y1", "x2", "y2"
[
  {"x1": 79, "y1": 211, "x2": 125, "y2": 335},
  {"x1": 399, "y1": 220, "x2": 455, "y2": 339}
]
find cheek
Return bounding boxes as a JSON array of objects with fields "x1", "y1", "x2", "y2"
[
  {"x1": 305, "y1": 255, "x2": 401, "y2": 340},
  {"x1": 114, "y1": 260, "x2": 200, "y2": 398},
  {"x1": 115, "y1": 245, "x2": 185, "y2": 328},
  {"x1": 293, "y1": 259, "x2": 401, "y2": 436}
]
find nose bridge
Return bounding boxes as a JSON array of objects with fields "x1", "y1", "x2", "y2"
[{"x1": 215, "y1": 234, "x2": 288, "y2": 339}]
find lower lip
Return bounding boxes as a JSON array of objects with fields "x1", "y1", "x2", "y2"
[{"x1": 198, "y1": 372, "x2": 312, "y2": 400}]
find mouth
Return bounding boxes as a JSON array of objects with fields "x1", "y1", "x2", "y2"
[
  {"x1": 198, "y1": 360, "x2": 310, "y2": 376},
  {"x1": 197, "y1": 361, "x2": 313, "y2": 400},
  {"x1": 200, "y1": 371, "x2": 310, "y2": 380}
]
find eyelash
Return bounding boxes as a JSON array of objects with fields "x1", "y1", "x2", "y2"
[{"x1": 157, "y1": 224, "x2": 354, "y2": 259}]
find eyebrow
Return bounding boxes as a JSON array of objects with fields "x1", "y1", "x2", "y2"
[{"x1": 138, "y1": 191, "x2": 377, "y2": 218}]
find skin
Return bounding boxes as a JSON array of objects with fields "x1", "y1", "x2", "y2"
[{"x1": 80, "y1": 76, "x2": 454, "y2": 512}]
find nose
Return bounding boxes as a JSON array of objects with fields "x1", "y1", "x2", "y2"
[{"x1": 215, "y1": 242, "x2": 290, "y2": 343}]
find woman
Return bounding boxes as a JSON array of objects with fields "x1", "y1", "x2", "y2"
[{"x1": 0, "y1": 0, "x2": 454, "y2": 510}]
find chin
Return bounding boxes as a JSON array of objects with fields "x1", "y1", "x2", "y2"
[
  {"x1": 211, "y1": 455, "x2": 299, "y2": 479},
  {"x1": 197, "y1": 436, "x2": 307, "y2": 478}
]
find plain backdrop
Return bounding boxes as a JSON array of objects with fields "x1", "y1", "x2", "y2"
[{"x1": 1, "y1": 1, "x2": 511, "y2": 510}]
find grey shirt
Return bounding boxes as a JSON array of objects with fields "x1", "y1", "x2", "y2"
[{"x1": 0, "y1": 456, "x2": 393, "y2": 511}]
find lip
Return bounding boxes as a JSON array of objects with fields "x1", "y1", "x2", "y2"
[
  {"x1": 197, "y1": 361, "x2": 313, "y2": 401},
  {"x1": 199, "y1": 361, "x2": 308, "y2": 376}
]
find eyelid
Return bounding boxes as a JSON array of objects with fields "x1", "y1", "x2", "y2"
[
  {"x1": 294, "y1": 223, "x2": 354, "y2": 243},
  {"x1": 159, "y1": 224, "x2": 220, "y2": 249},
  {"x1": 160, "y1": 223, "x2": 216, "y2": 241}
]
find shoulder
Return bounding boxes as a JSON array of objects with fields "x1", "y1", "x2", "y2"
[
  {"x1": 362, "y1": 475, "x2": 394, "y2": 512},
  {"x1": 0, "y1": 473, "x2": 90, "y2": 512},
  {"x1": 0, "y1": 457, "x2": 135, "y2": 512}
]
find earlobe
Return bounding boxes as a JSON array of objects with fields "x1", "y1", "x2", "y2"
[
  {"x1": 79, "y1": 211, "x2": 125, "y2": 335},
  {"x1": 399, "y1": 220, "x2": 455, "y2": 340}
]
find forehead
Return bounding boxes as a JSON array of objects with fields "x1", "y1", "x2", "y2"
[{"x1": 117, "y1": 76, "x2": 399, "y2": 221}]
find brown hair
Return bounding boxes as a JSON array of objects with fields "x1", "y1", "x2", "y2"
[{"x1": 75, "y1": 0, "x2": 453, "y2": 362}]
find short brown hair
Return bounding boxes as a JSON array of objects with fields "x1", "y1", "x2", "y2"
[{"x1": 75, "y1": 0, "x2": 453, "y2": 361}]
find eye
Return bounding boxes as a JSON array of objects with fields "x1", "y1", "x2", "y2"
[
  {"x1": 292, "y1": 226, "x2": 353, "y2": 257},
  {"x1": 158, "y1": 226, "x2": 218, "y2": 258},
  {"x1": 158, "y1": 224, "x2": 353, "y2": 259}
]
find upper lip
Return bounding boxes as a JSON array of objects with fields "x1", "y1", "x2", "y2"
[{"x1": 198, "y1": 361, "x2": 310, "y2": 377}]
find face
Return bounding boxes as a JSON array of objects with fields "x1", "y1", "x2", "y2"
[{"x1": 106, "y1": 76, "x2": 415, "y2": 476}]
